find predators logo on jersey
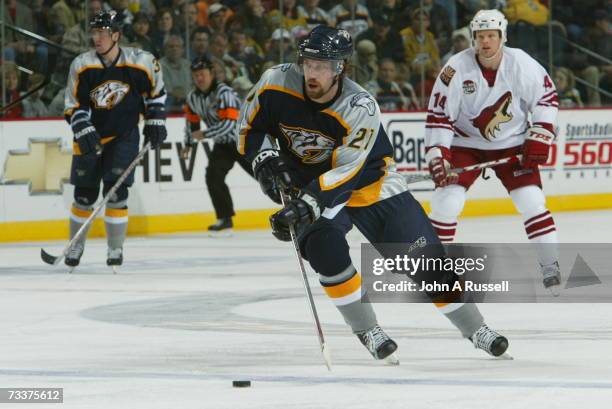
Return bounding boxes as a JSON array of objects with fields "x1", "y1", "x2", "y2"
[
  {"x1": 90, "y1": 80, "x2": 130, "y2": 109},
  {"x1": 279, "y1": 123, "x2": 335, "y2": 164},
  {"x1": 471, "y1": 91, "x2": 513, "y2": 141},
  {"x1": 350, "y1": 92, "x2": 377, "y2": 116}
]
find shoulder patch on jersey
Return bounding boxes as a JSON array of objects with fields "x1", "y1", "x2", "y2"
[
  {"x1": 90, "y1": 80, "x2": 130, "y2": 109},
  {"x1": 350, "y1": 92, "x2": 377, "y2": 116},
  {"x1": 279, "y1": 123, "x2": 335, "y2": 164},
  {"x1": 440, "y1": 65, "x2": 456, "y2": 86}
]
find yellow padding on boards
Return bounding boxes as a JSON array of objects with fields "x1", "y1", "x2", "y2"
[
  {"x1": 1, "y1": 193, "x2": 611, "y2": 242},
  {"x1": 105, "y1": 208, "x2": 128, "y2": 218},
  {"x1": 323, "y1": 273, "x2": 362, "y2": 298}
]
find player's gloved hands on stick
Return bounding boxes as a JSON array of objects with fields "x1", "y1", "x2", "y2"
[
  {"x1": 270, "y1": 191, "x2": 321, "y2": 241},
  {"x1": 522, "y1": 126, "x2": 555, "y2": 168},
  {"x1": 252, "y1": 149, "x2": 294, "y2": 204},
  {"x1": 143, "y1": 103, "x2": 168, "y2": 148},
  {"x1": 426, "y1": 146, "x2": 458, "y2": 188},
  {"x1": 71, "y1": 111, "x2": 101, "y2": 155}
]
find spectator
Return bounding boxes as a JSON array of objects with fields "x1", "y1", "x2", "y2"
[
  {"x1": 1, "y1": 0, "x2": 47, "y2": 72},
  {"x1": 415, "y1": 63, "x2": 439, "y2": 108},
  {"x1": 504, "y1": 0, "x2": 549, "y2": 26},
  {"x1": 151, "y1": 8, "x2": 177, "y2": 53},
  {"x1": 228, "y1": 31, "x2": 264, "y2": 83},
  {"x1": 355, "y1": 10, "x2": 405, "y2": 63},
  {"x1": 105, "y1": 0, "x2": 135, "y2": 39},
  {"x1": 176, "y1": 1, "x2": 200, "y2": 40},
  {"x1": 580, "y1": 9, "x2": 612, "y2": 106},
  {"x1": 263, "y1": 28, "x2": 296, "y2": 66},
  {"x1": 1, "y1": 62, "x2": 23, "y2": 119},
  {"x1": 441, "y1": 26, "x2": 470, "y2": 66},
  {"x1": 267, "y1": 0, "x2": 308, "y2": 31},
  {"x1": 130, "y1": 12, "x2": 159, "y2": 57},
  {"x1": 400, "y1": 8, "x2": 440, "y2": 85},
  {"x1": 62, "y1": 0, "x2": 104, "y2": 55},
  {"x1": 47, "y1": 88, "x2": 67, "y2": 117},
  {"x1": 554, "y1": 67, "x2": 584, "y2": 108},
  {"x1": 418, "y1": 0, "x2": 453, "y2": 56},
  {"x1": 329, "y1": 0, "x2": 373, "y2": 39},
  {"x1": 207, "y1": 3, "x2": 229, "y2": 35},
  {"x1": 211, "y1": 56, "x2": 229, "y2": 84},
  {"x1": 233, "y1": 0, "x2": 271, "y2": 49},
  {"x1": 209, "y1": 32, "x2": 243, "y2": 82},
  {"x1": 297, "y1": 0, "x2": 331, "y2": 30},
  {"x1": 368, "y1": 0, "x2": 409, "y2": 33},
  {"x1": 22, "y1": 74, "x2": 49, "y2": 118},
  {"x1": 160, "y1": 35, "x2": 192, "y2": 112},
  {"x1": 366, "y1": 58, "x2": 419, "y2": 111},
  {"x1": 351, "y1": 39, "x2": 378, "y2": 86},
  {"x1": 190, "y1": 27, "x2": 211, "y2": 60},
  {"x1": 49, "y1": 0, "x2": 84, "y2": 34}
]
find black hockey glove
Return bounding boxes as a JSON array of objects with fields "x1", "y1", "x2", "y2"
[
  {"x1": 270, "y1": 191, "x2": 321, "y2": 242},
  {"x1": 71, "y1": 111, "x2": 101, "y2": 155},
  {"x1": 252, "y1": 149, "x2": 294, "y2": 204},
  {"x1": 143, "y1": 103, "x2": 168, "y2": 148}
]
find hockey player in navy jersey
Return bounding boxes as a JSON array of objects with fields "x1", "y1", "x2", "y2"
[
  {"x1": 64, "y1": 10, "x2": 167, "y2": 270},
  {"x1": 238, "y1": 25, "x2": 510, "y2": 362}
]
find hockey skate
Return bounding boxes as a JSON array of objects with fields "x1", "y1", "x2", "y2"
[
  {"x1": 469, "y1": 324, "x2": 511, "y2": 359},
  {"x1": 107, "y1": 248, "x2": 123, "y2": 274},
  {"x1": 65, "y1": 243, "x2": 84, "y2": 273},
  {"x1": 541, "y1": 261, "x2": 561, "y2": 296},
  {"x1": 357, "y1": 325, "x2": 399, "y2": 365},
  {"x1": 207, "y1": 218, "x2": 233, "y2": 237}
]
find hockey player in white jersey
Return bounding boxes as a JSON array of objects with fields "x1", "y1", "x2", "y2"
[{"x1": 425, "y1": 9, "x2": 561, "y2": 294}]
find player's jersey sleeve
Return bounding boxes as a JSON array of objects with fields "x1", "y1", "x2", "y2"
[
  {"x1": 306, "y1": 96, "x2": 382, "y2": 208},
  {"x1": 184, "y1": 91, "x2": 201, "y2": 139},
  {"x1": 136, "y1": 50, "x2": 167, "y2": 108},
  {"x1": 521, "y1": 55, "x2": 558, "y2": 132},
  {"x1": 237, "y1": 67, "x2": 279, "y2": 157},
  {"x1": 64, "y1": 52, "x2": 101, "y2": 122},
  {"x1": 424, "y1": 63, "x2": 462, "y2": 148}
]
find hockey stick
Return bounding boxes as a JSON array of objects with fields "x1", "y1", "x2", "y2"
[
  {"x1": 279, "y1": 188, "x2": 332, "y2": 371},
  {"x1": 40, "y1": 142, "x2": 152, "y2": 265},
  {"x1": 404, "y1": 154, "x2": 522, "y2": 184}
]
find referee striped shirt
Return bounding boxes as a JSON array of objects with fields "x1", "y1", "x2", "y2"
[{"x1": 184, "y1": 82, "x2": 241, "y2": 145}]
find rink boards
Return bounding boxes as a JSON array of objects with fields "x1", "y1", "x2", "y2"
[{"x1": 0, "y1": 109, "x2": 610, "y2": 241}]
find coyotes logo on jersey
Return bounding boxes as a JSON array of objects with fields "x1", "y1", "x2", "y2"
[
  {"x1": 279, "y1": 123, "x2": 335, "y2": 164},
  {"x1": 90, "y1": 80, "x2": 130, "y2": 109},
  {"x1": 471, "y1": 91, "x2": 513, "y2": 141}
]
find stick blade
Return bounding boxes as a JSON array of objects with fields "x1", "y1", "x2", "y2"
[
  {"x1": 322, "y1": 343, "x2": 332, "y2": 371},
  {"x1": 41, "y1": 248, "x2": 62, "y2": 265}
]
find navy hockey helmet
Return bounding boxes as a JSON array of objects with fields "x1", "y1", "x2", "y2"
[
  {"x1": 90, "y1": 10, "x2": 122, "y2": 33},
  {"x1": 298, "y1": 25, "x2": 353, "y2": 62},
  {"x1": 190, "y1": 55, "x2": 214, "y2": 71}
]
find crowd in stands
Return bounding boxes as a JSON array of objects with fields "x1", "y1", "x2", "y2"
[{"x1": 1, "y1": 0, "x2": 611, "y2": 119}]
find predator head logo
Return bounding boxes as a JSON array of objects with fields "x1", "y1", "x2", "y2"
[
  {"x1": 471, "y1": 91, "x2": 513, "y2": 141},
  {"x1": 350, "y1": 92, "x2": 377, "y2": 116},
  {"x1": 90, "y1": 80, "x2": 130, "y2": 109},
  {"x1": 279, "y1": 123, "x2": 335, "y2": 164}
]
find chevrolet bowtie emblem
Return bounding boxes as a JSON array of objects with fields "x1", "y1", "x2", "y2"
[{"x1": 1, "y1": 138, "x2": 71, "y2": 194}]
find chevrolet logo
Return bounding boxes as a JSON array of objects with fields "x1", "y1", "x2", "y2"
[{"x1": 1, "y1": 138, "x2": 72, "y2": 194}]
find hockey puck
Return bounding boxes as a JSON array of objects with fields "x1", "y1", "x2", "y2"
[{"x1": 232, "y1": 380, "x2": 251, "y2": 388}]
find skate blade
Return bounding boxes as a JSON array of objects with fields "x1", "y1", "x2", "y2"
[
  {"x1": 111, "y1": 266, "x2": 118, "y2": 274},
  {"x1": 496, "y1": 352, "x2": 514, "y2": 360},
  {"x1": 546, "y1": 284, "x2": 561, "y2": 297},
  {"x1": 68, "y1": 267, "x2": 76, "y2": 274},
  {"x1": 384, "y1": 352, "x2": 400, "y2": 366},
  {"x1": 207, "y1": 230, "x2": 233, "y2": 238}
]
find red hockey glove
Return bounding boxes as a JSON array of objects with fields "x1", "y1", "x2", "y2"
[
  {"x1": 426, "y1": 146, "x2": 458, "y2": 188},
  {"x1": 522, "y1": 127, "x2": 555, "y2": 168}
]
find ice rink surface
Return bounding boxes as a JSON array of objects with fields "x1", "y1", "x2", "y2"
[{"x1": 1, "y1": 210, "x2": 611, "y2": 408}]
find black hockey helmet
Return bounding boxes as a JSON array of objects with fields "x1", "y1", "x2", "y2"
[
  {"x1": 190, "y1": 55, "x2": 214, "y2": 71},
  {"x1": 298, "y1": 25, "x2": 353, "y2": 62},
  {"x1": 90, "y1": 10, "x2": 122, "y2": 33}
]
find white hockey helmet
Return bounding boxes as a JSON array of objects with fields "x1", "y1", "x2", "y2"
[{"x1": 470, "y1": 9, "x2": 508, "y2": 48}]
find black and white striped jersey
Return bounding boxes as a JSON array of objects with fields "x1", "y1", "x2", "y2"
[{"x1": 184, "y1": 82, "x2": 241, "y2": 145}]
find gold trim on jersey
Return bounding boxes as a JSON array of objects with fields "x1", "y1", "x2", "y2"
[
  {"x1": 346, "y1": 157, "x2": 393, "y2": 207},
  {"x1": 318, "y1": 156, "x2": 365, "y2": 191}
]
